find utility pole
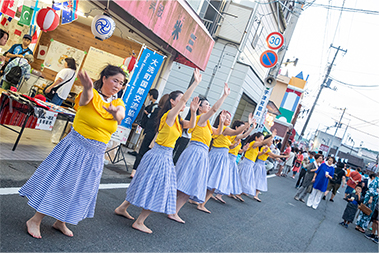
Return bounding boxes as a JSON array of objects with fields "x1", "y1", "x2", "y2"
[
  {"x1": 335, "y1": 119, "x2": 350, "y2": 159},
  {"x1": 300, "y1": 45, "x2": 347, "y2": 138},
  {"x1": 326, "y1": 107, "x2": 346, "y2": 158}
]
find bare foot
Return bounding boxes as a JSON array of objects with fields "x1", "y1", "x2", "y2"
[
  {"x1": 115, "y1": 206, "x2": 135, "y2": 220},
  {"x1": 52, "y1": 221, "x2": 73, "y2": 237},
  {"x1": 214, "y1": 195, "x2": 226, "y2": 204},
  {"x1": 254, "y1": 197, "x2": 262, "y2": 202},
  {"x1": 197, "y1": 205, "x2": 211, "y2": 214},
  {"x1": 188, "y1": 199, "x2": 198, "y2": 205},
  {"x1": 236, "y1": 195, "x2": 245, "y2": 202},
  {"x1": 132, "y1": 222, "x2": 152, "y2": 234},
  {"x1": 26, "y1": 219, "x2": 42, "y2": 239},
  {"x1": 242, "y1": 192, "x2": 248, "y2": 196},
  {"x1": 167, "y1": 214, "x2": 185, "y2": 224}
]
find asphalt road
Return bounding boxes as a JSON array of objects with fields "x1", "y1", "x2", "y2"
[{"x1": 0, "y1": 162, "x2": 377, "y2": 252}]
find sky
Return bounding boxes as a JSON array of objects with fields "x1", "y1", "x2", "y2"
[{"x1": 282, "y1": 0, "x2": 379, "y2": 152}]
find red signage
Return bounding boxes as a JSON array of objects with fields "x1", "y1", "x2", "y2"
[
  {"x1": 319, "y1": 144, "x2": 329, "y2": 152},
  {"x1": 114, "y1": 0, "x2": 214, "y2": 71}
]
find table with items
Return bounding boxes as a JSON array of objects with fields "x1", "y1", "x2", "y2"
[{"x1": 0, "y1": 90, "x2": 76, "y2": 151}]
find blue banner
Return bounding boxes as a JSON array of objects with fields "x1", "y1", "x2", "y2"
[{"x1": 121, "y1": 48, "x2": 165, "y2": 129}]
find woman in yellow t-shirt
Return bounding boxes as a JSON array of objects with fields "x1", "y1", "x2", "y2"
[
  {"x1": 170, "y1": 83, "x2": 230, "y2": 223},
  {"x1": 253, "y1": 134, "x2": 289, "y2": 202},
  {"x1": 19, "y1": 65, "x2": 126, "y2": 238},
  {"x1": 238, "y1": 131, "x2": 276, "y2": 200},
  {"x1": 221, "y1": 114, "x2": 256, "y2": 203},
  {"x1": 115, "y1": 69, "x2": 202, "y2": 234},
  {"x1": 197, "y1": 111, "x2": 249, "y2": 213}
]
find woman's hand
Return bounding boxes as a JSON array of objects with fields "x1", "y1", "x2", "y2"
[
  {"x1": 193, "y1": 68, "x2": 202, "y2": 83},
  {"x1": 223, "y1": 83, "x2": 231, "y2": 96},
  {"x1": 45, "y1": 86, "x2": 52, "y2": 93},
  {"x1": 190, "y1": 96, "x2": 200, "y2": 112},
  {"x1": 78, "y1": 71, "x2": 93, "y2": 90},
  {"x1": 248, "y1": 113, "x2": 255, "y2": 126},
  {"x1": 103, "y1": 103, "x2": 119, "y2": 117},
  {"x1": 368, "y1": 197, "x2": 373, "y2": 204}
]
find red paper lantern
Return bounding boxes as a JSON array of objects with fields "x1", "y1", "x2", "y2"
[
  {"x1": 123, "y1": 55, "x2": 137, "y2": 73},
  {"x1": 36, "y1": 7, "x2": 59, "y2": 32}
]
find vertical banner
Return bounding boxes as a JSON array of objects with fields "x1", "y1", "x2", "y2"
[
  {"x1": 253, "y1": 87, "x2": 273, "y2": 132},
  {"x1": 120, "y1": 48, "x2": 165, "y2": 129}
]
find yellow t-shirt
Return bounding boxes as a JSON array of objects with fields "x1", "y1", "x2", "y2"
[
  {"x1": 73, "y1": 89, "x2": 125, "y2": 144},
  {"x1": 212, "y1": 126, "x2": 231, "y2": 148},
  {"x1": 258, "y1": 146, "x2": 271, "y2": 161},
  {"x1": 229, "y1": 136, "x2": 241, "y2": 156},
  {"x1": 245, "y1": 141, "x2": 259, "y2": 162},
  {"x1": 189, "y1": 115, "x2": 212, "y2": 147},
  {"x1": 156, "y1": 110, "x2": 182, "y2": 148}
]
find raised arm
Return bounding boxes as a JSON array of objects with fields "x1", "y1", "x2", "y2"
[
  {"x1": 223, "y1": 122, "x2": 249, "y2": 136},
  {"x1": 78, "y1": 70, "x2": 94, "y2": 106},
  {"x1": 166, "y1": 69, "x2": 201, "y2": 126},
  {"x1": 198, "y1": 83, "x2": 230, "y2": 126},
  {"x1": 182, "y1": 97, "x2": 200, "y2": 129},
  {"x1": 229, "y1": 139, "x2": 241, "y2": 149},
  {"x1": 251, "y1": 129, "x2": 277, "y2": 149},
  {"x1": 235, "y1": 115, "x2": 256, "y2": 141}
]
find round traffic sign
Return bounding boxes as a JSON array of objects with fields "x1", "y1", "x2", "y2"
[
  {"x1": 260, "y1": 50, "x2": 278, "y2": 68},
  {"x1": 266, "y1": 32, "x2": 284, "y2": 50}
]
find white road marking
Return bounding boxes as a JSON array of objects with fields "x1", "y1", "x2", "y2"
[{"x1": 0, "y1": 183, "x2": 131, "y2": 195}]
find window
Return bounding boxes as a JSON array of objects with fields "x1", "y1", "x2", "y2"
[{"x1": 251, "y1": 21, "x2": 263, "y2": 49}]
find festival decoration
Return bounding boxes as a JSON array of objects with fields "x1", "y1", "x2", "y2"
[
  {"x1": 123, "y1": 54, "x2": 137, "y2": 73},
  {"x1": 91, "y1": 13, "x2": 115, "y2": 41},
  {"x1": 36, "y1": 7, "x2": 59, "y2": 32}
]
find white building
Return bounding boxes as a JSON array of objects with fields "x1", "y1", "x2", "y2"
[{"x1": 162, "y1": 0, "x2": 302, "y2": 122}]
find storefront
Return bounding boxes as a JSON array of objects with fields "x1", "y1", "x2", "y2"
[{"x1": 0, "y1": 0, "x2": 214, "y2": 152}]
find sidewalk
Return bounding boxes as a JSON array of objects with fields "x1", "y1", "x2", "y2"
[{"x1": 0, "y1": 126, "x2": 136, "y2": 187}]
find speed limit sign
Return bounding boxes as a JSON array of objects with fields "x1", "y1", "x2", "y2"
[{"x1": 266, "y1": 32, "x2": 284, "y2": 50}]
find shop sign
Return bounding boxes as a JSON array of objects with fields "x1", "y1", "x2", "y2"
[
  {"x1": 319, "y1": 144, "x2": 329, "y2": 153},
  {"x1": 114, "y1": 0, "x2": 214, "y2": 71},
  {"x1": 120, "y1": 48, "x2": 165, "y2": 129},
  {"x1": 35, "y1": 110, "x2": 58, "y2": 131}
]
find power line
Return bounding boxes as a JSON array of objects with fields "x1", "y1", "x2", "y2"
[
  {"x1": 348, "y1": 125, "x2": 379, "y2": 140},
  {"x1": 330, "y1": 77, "x2": 379, "y2": 88},
  {"x1": 346, "y1": 112, "x2": 379, "y2": 128}
]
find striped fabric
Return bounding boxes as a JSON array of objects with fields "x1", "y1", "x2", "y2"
[
  {"x1": 253, "y1": 159, "x2": 268, "y2": 192},
  {"x1": 126, "y1": 144, "x2": 177, "y2": 215},
  {"x1": 207, "y1": 147, "x2": 231, "y2": 195},
  {"x1": 238, "y1": 158, "x2": 256, "y2": 195},
  {"x1": 176, "y1": 141, "x2": 209, "y2": 203},
  {"x1": 228, "y1": 154, "x2": 242, "y2": 195},
  {"x1": 18, "y1": 129, "x2": 106, "y2": 225}
]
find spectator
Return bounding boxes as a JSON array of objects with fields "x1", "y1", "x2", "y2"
[
  {"x1": 345, "y1": 167, "x2": 362, "y2": 198},
  {"x1": 45, "y1": 58, "x2": 76, "y2": 105},
  {"x1": 3, "y1": 34, "x2": 33, "y2": 61},
  {"x1": 364, "y1": 202, "x2": 378, "y2": 244},
  {"x1": 323, "y1": 159, "x2": 346, "y2": 202},
  {"x1": 276, "y1": 139, "x2": 282, "y2": 150},
  {"x1": 275, "y1": 140, "x2": 292, "y2": 176},
  {"x1": 0, "y1": 29, "x2": 9, "y2": 46},
  {"x1": 1, "y1": 54, "x2": 33, "y2": 90},
  {"x1": 291, "y1": 149, "x2": 304, "y2": 179},
  {"x1": 356, "y1": 174, "x2": 379, "y2": 233},
  {"x1": 339, "y1": 184, "x2": 363, "y2": 228},
  {"x1": 296, "y1": 151, "x2": 315, "y2": 188},
  {"x1": 281, "y1": 147, "x2": 296, "y2": 177}
]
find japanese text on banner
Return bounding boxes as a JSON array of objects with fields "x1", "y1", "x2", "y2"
[{"x1": 121, "y1": 48, "x2": 164, "y2": 129}]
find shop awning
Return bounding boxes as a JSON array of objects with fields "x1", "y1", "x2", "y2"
[{"x1": 112, "y1": 0, "x2": 215, "y2": 71}]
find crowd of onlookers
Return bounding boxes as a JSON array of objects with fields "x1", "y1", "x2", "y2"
[{"x1": 267, "y1": 139, "x2": 378, "y2": 244}]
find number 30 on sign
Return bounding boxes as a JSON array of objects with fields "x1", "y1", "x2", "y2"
[{"x1": 266, "y1": 32, "x2": 284, "y2": 50}]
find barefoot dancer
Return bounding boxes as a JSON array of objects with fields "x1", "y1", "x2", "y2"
[
  {"x1": 19, "y1": 65, "x2": 127, "y2": 238},
  {"x1": 114, "y1": 69, "x2": 202, "y2": 234},
  {"x1": 169, "y1": 83, "x2": 230, "y2": 223},
  {"x1": 252, "y1": 134, "x2": 289, "y2": 202},
  {"x1": 237, "y1": 131, "x2": 275, "y2": 199},
  {"x1": 214, "y1": 115, "x2": 256, "y2": 203},
  {"x1": 197, "y1": 111, "x2": 248, "y2": 213}
]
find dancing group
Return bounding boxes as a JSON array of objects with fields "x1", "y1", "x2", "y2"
[{"x1": 19, "y1": 67, "x2": 288, "y2": 238}]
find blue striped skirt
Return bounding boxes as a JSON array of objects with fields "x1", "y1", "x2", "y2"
[
  {"x1": 18, "y1": 129, "x2": 107, "y2": 225},
  {"x1": 207, "y1": 147, "x2": 231, "y2": 195},
  {"x1": 238, "y1": 158, "x2": 256, "y2": 195},
  {"x1": 253, "y1": 159, "x2": 268, "y2": 192},
  {"x1": 228, "y1": 153, "x2": 242, "y2": 195},
  {"x1": 176, "y1": 141, "x2": 209, "y2": 203},
  {"x1": 126, "y1": 144, "x2": 177, "y2": 214}
]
